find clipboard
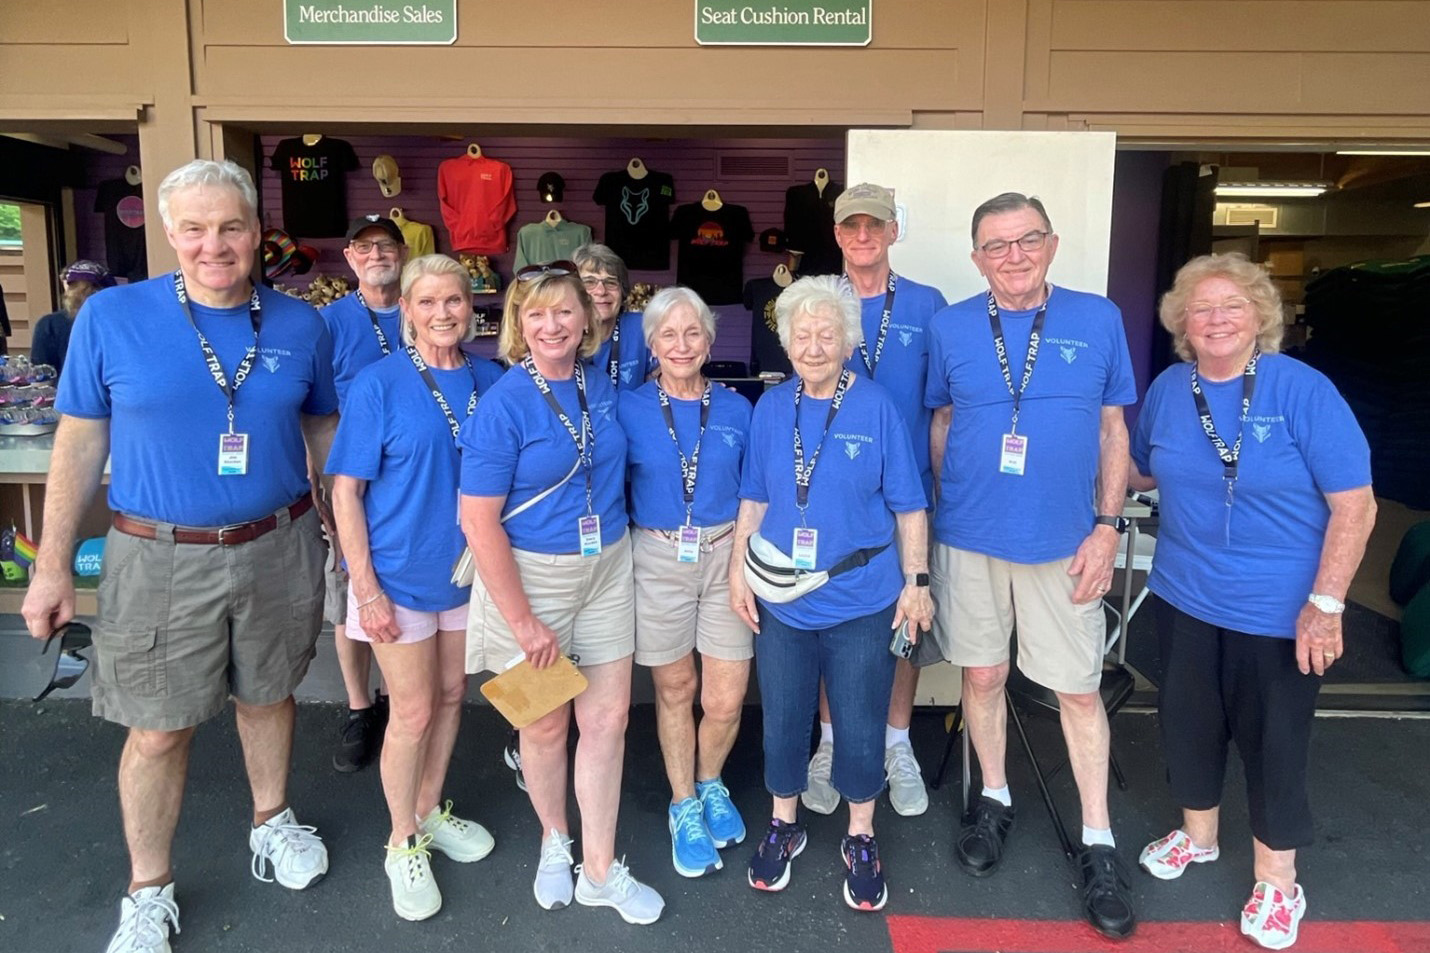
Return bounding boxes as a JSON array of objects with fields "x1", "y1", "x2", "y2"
[{"x1": 479, "y1": 655, "x2": 588, "y2": 728}]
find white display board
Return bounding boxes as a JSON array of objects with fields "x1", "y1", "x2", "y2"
[{"x1": 845, "y1": 130, "x2": 1117, "y2": 304}]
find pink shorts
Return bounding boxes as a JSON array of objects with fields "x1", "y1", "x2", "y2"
[{"x1": 345, "y1": 589, "x2": 468, "y2": 645}]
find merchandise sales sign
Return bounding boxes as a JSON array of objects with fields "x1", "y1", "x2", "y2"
[
  {"x1": 695, "y1": 1, "x2": 872, "y2": 45},
  {"x1": 284, "y1": 0, "x2": 456, "y2": 44}
]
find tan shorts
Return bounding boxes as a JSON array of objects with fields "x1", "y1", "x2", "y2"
[
  {"x1": 92, "y1": 506, "x2": 326, "y2": 731},
  {"x1": 322, "y1": 551, "x2": 348, "y2": 628},
  {"x1": 930, "y1": 543, "x2": 1105, "y2": 695},
  {"x1": 466, "y1": 531, "x2": 635, "y2": 675},
  {"x1": 631, "y1": 525, "x2": 753, "y2": 667}
]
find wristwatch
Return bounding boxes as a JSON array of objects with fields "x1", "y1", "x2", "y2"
[
  {"x1": 1307, "y1": 593, "x2": 1346, "y2": 615},
  {"x1": 906, "y1": 572, "x2": 930, "y2": 587},
  {"x1": 1094, "y1": 515, "x2": 1130, "y2": 534}
]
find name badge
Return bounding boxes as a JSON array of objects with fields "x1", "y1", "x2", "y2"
[
  {"x1": 792, "y1": 527, "x2": 819, "y2": 570},
  {"x1": 578, "y1": 514, "x2": 602, "y2": 557},
  {"x1": 999, "y1": 433, "x2": 1028, "y2": 476},
  {"x1": 218, "y1": 432, "x2": 249, "y2": 476},
  {"x1": 676, "y1": 525, "x2": 701, "y2": 564}
]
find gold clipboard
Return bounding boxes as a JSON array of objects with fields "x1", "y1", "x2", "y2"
[{"x1": 479, "y1": 655, "x2": 589, "y2": 729}]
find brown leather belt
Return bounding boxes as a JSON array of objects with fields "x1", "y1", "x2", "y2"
[
  {"x1": 113, "y1": 496, "x2": 313, "y2": 546},
  {"x1": 644, "y1": 522, "x2": 737, "y2": 552}
]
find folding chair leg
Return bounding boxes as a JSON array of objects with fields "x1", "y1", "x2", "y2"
[
  {"x1": 1007, "y1": 692, "x2": 1077, "y2": 861},
  {"x1": 930, "y1": 704, "x2": 962, "y2": 791},
  {"x1": 1110, "y1": 748, "x2": 1128, "y2": 791}
]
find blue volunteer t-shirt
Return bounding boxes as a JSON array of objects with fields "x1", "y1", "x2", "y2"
[
  {"x1": 327, "y1": 351, "x2": 505, "y2": 612},
  {"x1": 739, "y1": 376, "x2": 926, "y2": 630},
  {"x1": 321, "y1": 292, "x2": 402, "y2": 409},
  {"x1": 459, "y1": 365, "x2": 628, "y2": 554},
  {"x1": 619, "y1": 379, "x2": 752, "y2": 531},
  {"x1": 584, "y1": 312, "x2": 651, "y2": 396},
  {"x1": 57, "y1": 274, "x2": 338, "y2": 526},
  {"x1": 925, "y1": 286, "x2": 1136, "y2": 563},
  {"x1": 1132, "y1": 354, "x2": 1371, "y2": 638},
  {"x1": 844, "y1": 275, "x2": 948, "y2": 502}
]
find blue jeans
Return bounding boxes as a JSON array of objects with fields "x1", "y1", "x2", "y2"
[{"x1": 755, "y1": 600, "x2": 897, "y2": 803}]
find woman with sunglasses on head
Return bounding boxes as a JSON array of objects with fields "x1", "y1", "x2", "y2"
[
  {"x1": 1130, "y1": 253, "x2": 1375, "y2": 950},
  {"x1": 327, "y1": 255, "x2": 505, "y2": 921},
  {"x1": 573, "y1": 243, "x2": 652, "y2": 396},
  {"x1": 458, "y1": 261, "x2": 664, "y2": 926}
]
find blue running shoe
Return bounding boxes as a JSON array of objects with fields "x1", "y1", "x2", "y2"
[
  {"x1": 747, "y1": 818, "x2": 806, "y2": 892},
  {"x1": 668, "y1": 797, "x2": 722, "y2": 878},
  {"x1": 696, "y1": 778, "x2": 747, "y2": 848},
  {"x1": 841, "y1": 834, "x2": 888, "y2": 912}
]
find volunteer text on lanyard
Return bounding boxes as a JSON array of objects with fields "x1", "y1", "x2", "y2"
[
  {"x1": 1190, "y1": 348, "x2": 1260, "y2": 545},
  {"x1": 790, "y1": 369, "x2": 852, "y2": 570},
  {"x1": 987, "y1": 290, "x2": 1048, "y2": 477},
  {"x1": 355, "y1": 290, "x2": 393, "y2": 356},
  {"x1": 405, "y1": 346, "x2": 480, "y2": 440},
  {"x1": 175, "y1": 271, "x2": 261, "y2": 476},
  {"x1": 522, "y1": 357, "x2": 600, "y2": 556},
  {"x1": 856, "y1": 272, "x2": 898, "y2": 377},
  {"x1": 656, "y1": 380, "x2": 711, "y2": 563}
]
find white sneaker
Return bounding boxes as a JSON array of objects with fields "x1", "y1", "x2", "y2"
[
  {"x1": 801, "y1": 741, "x2": 840, "y2": 815},
  {"x1": 574, "y1": 858, "x2": 665, "y2": 925},
  {"x1": 1241, "y1": 881, "x2": 1307, "y2": 950},
  {"x1": 1138, "y1": 829, "x2": 1220, "y2": 880},
  {"x1": 249, "y1": 807, "x2": 329, "y2": 889},
  {"x1": 418, "y1": 801, "x2": 495, "y2": 863},
  {"x1": 533, "y1": 829, "x2": 575, "y2": 910},
  {"x1": 384, "y1": 834, "x2": 442, "y2": 922},
  {"x1": 884, "y1": 741, "x2": 930, "y2": 816},
  {"x1": 104, "y1": 884, "x2": 180, "y2": 953}
]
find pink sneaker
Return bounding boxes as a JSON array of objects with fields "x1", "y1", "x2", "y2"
[
  {"x1": 1138, "y1": 829, "x2": 1219, "y2": 880},
  {"x1": 1240, "y1": 881, "x2": 1307, "y2": 950}
]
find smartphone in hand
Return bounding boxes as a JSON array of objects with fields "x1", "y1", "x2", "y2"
[{"x1": 889, "y1": 620, "x2": 915, "y2": 660}]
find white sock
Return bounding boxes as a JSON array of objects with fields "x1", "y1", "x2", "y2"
[
  {"x1": 819, "y1": 721, "x2": 834, "y2": 745},
  {"x1": 1082, "y1": 825, "x2": 1116, "y2": 848},
  {"x1": 982, "y1": 784, "x2": 1012, "y2": 807},
  {"x1": 885, "y1": 724, "x2": 910, "y2": 749}
]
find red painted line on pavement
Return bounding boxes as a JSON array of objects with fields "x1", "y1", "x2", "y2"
[{"x1": 887, "y1": 915, "x2": 1430, "y2": 953}]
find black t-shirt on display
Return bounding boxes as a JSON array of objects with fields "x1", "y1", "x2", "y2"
[
  {"x1": 268, "y1": 137, "x2": 359, "y2": 238},
  {"x1": 743, "y1": 277, "x2": 794, "y2": 375},
  {"x1": 783, "y1": 180, "x2": 845, "y2": 276},
  {"x1": 94, "y1": 179, "x2": 148, "y2": 282},
  {"x1": 671, "y1": 202, "x2": 754, "y2": 306},
  {"x1": 592, "y1": 169, "x2": 676, "y2": 270}
]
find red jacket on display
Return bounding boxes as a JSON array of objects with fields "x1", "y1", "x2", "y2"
[{"x1": 437, "y1": 154, "x2": 517, "y2": 254}]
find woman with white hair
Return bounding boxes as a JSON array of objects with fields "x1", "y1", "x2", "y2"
[
  {"x1": 327, "y1": 254, "x2": 505, "y2": 921},
  {"x1": 617, "y1": 286, "x2": 753, "y2": 879},
  {"x1": 728, "y1": 274, "x2": 932, "y2": 912}
]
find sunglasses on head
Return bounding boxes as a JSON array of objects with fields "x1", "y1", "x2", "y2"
[
  {"x1": 34, "y1": 622, "x2": 92, "y2": 703},
  {"x1": 515, "y1": 260, "x2": 578, "y2": 282}
]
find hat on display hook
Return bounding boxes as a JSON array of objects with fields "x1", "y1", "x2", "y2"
[
  {"x1": 262, "y1": 228, "x2": 298, "y2": 280},
  {"x1": 372, "y1": 155, "x2": 402, "y2": 198},
  {"x1": 758, "y1": 228, "x2": 787, "y2": 253},
  {"x1": 537, "y1": 171, "x2": 565, "y2": 203}
]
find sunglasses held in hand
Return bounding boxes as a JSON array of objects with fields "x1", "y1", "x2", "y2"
[{"x1": 35, "y1": 622, "x2": 92, "y2": 703}]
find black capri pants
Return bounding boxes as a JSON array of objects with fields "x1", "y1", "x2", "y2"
[{"x1": 1154, "y1": 595, "x2": 1322, "y2": 851}]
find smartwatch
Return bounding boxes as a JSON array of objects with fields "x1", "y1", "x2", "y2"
[
  {"x1": 906, "y1": 573, "x2": 930, "y2": 587},
  {"x1": 1094, "y1": 515, "x2": 1130, "y2": 534},
  {"x1": 1307, "y1": 593, "x2": 1345, "y2": 615}
]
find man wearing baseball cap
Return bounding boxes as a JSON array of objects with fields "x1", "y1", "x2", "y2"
[
  {"x1": 800, "y1": 182, "x2": 948, "y2": 822},
  {"x1": 319, "y1": 213, "x2": 410, "y2": 772}
]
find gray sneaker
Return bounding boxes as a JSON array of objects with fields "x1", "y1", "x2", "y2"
[
  {"x1": 104, "y1": 884, "x2": 180, "y2": 953},
  {"x1": 533, "y1": 829, "x2": 575, "y2": 910},
  {"x1": 801, "y1": 741, "x2": 840, "y2": 815},
  {"x1": 574, "y1": 858, "x2": 665, "y2": 925},
  {"x1": 884, "y1": 741, "x2": 930, "y2": 816}
]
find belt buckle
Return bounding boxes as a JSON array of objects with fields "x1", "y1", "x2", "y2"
[{"x1": 216, "y1": 522, "x2": 246, "y2": 545}]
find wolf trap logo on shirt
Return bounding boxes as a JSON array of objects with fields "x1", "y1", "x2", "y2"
[
  {"x1": 835, "y1": 432, "x2": 873, "y2": 460},
  {"x1": 258, "y1": 347, "x2": 294, "y2": 373},
  {"x1": 890, "y1": 323, "x2": 921, "y2": 349},
  {"x1": 711, "y1": 423, "x2": 742, "y2": 449},
  {"x1": 593, "y1": 399, "x2": 615, "y2": 421},
  {"x1": 1046, "y1": 336, "x2": 1089, "y2": 365},
  {"x1": 1248, "y1": 414, "x2": 1285, "y2": 443},
  {"x1": 620, "y1": 187, "x2": 651, "y2": 225}
]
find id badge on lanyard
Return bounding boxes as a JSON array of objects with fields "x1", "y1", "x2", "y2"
[
  {"x1": 579, "y1": 514, "x2": 602, "y2": 557},
  {"x1": 792, "y1": 527, "x2": 819, "y2": 570},
  {"x1": 999, "y1": 433, "x2": 1028, "y2": 476},
  {"x1": 218, "y1": 433, "x2": 250, "y2": 475},
  {"x1": 677, "y1": 525, "x2": 702, "y2": 563}
]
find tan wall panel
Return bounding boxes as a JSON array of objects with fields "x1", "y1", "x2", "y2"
[
  {"x1": 1042, "y1": 51, "x2": 1305, "y2": 112},
  {"x1": 1303, "y1": 53, "x2": 1430, "y2": 112},
  {"x1": 0, "y1": 0, "x2": 131, "y2": 44},
  {"x1": 0, "y1": 47, "x2": 147, "y2": 98}
]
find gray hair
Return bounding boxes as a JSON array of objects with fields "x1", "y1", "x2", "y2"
[
  {"x1": 572, "y1": 242, "x2": 630, "y2": 294},
  {"x1": 775, "y1": 275, "x2": 862, "y2": 352},
  {"x1": 642, "y1": 286, "x2": 717, "y2": 349},
  {"x1": 398, "y1": 254, "x2": 477, "y2": 346},
  {"x1": 970, "y1": 192, "x2": 1053, "y2": 247},
  {"x1": 157, "y1": 159, "x2": 259, "y2": 229},
  {"x1": 1159, "y1": 252, "x2": 1284, "y2": 362}
]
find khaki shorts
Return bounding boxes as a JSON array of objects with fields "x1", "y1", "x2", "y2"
[
  {"x1": 322, "y1": 549, "x2": 348, "y2": 628},
  {"x1": 466, "y1": 531, "x2": 635, "y2": 675},
  {"x1": 631, "y1": 525, "x2": 753, "y2": 667},
  {"x1": 92, "y1": 507, "x2": 326, "y2": 731},
  {"x1": 930, "y1": 543, "x2": 1105, "y2": 695}
]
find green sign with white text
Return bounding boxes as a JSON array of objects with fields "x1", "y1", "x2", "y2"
[
  {"x1": 695, "y1": 1, "x2": 872, "y2": 45},
  {"x1": 284, "y1": 0, "x2": 457, "y2": 45}
]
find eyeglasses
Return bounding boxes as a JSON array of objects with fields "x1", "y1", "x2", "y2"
[
  {"x1": 580, "y1": 275, "x2": 622, "y2": 292},
  {"x1": 349, "y1": 240, "x2": 401, "y2": 255},
  {"x1": 1187, "y1": 297, "x2": 1251, "y2": 320},
  {"x1": 835, "y1": 218, "x2": 889, "y2": 236},
  {"x1": 34, "y1": 621, "x2": 92, "y2": 703},
  {"x1": 515, "y1": 260, "x2": 578, "y2": 282},
  {"x1": 976, "y1": 230, "x2": 1052, "y2": 257}
]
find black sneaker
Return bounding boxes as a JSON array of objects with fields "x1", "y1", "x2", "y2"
[
  {"x1": 956, "y1": 796, "x2": 1015, "y2": 877},
  {"x1": 747, "y1": 818, "x2": 806, "y2": 892},
  {"x1": 503, "y1": 728, "x2": 527, "y2": 793},
  {"x1": 333, "y1": 706, "x2": 380, "y2": 773},
  {"x1": 840, "y1": 834, "x2": 888, "y2": 912},
  {"x1": 1079, "y1": 844, "x2": 1137, "y2": 939}
]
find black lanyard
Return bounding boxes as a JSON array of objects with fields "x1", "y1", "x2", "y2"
[
  {"x1": 656, "y1": 379, "x2": 712, "y2": 524},
  {"x1": 523, "y1": 357, "x2": 595, "y2": 515},
  {"x1": 405, "y1": 346, "x2": 481, "y2": 441},
  {"x1": 986, "y1": 290, "x2": 1048, "y2": 435},
  {"x1": 856, "y1": 272, "x2": 898, "y2": 376},
  {"x1": 1189, "y1": 348, "x2": 1260, "y2": 511},
  {"x1": 792, "y1": 369, "x2": 852, "y2": 512},
  {"x1": 606, "y1": 316, "x2": 622, "y2": 389},
  {"x1": 174, "y1": 271, "x2": 261, "y2": 435},
  {"x1": 355, "y1": 290, "x2": 393, "y2": 356}
]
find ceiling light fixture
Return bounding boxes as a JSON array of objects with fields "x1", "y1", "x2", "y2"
[
  {"x1": 1336, "y1": 149, "x2": 1430, "y2": 156},
  {"x1": 1215, "y1": 183, "x2": 1329, "y2": 198},
  {"x1": 1414, "y1": 201, "x2": 1430, "y2": 209}
]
